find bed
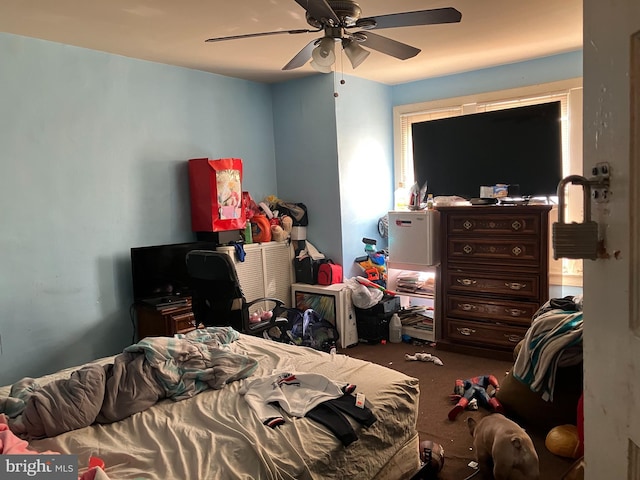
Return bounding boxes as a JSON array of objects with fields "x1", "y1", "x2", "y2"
[{"x1": 0, "y1": 329, "x2": 421, "y2": 479}]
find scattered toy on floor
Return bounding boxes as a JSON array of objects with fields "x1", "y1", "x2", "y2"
[
  {"x1": 448, "y1": 375, "x2": 504, "y2": 420},
  {"x1": 405, "y1": 352, "x2": 444, "y2": 366}
]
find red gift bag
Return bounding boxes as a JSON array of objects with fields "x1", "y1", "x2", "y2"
[{"x1": 188, "y1": 158, "x2": 246, "y2": 232}]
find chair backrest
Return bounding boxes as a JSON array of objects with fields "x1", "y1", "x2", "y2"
[{"x1": 186, "y1": 250, "x2": 245, "y2": 331}]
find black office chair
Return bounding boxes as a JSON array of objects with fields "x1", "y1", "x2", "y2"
[{"x1": 185, "y1": 249, "x2": 288, "y2": 336}]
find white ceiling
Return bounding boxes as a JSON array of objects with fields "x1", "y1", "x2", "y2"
[{"x1": 0, "y1": 0, "x2": 583, "y2": 85}]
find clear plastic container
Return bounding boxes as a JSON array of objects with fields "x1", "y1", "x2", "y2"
[
  {"x1": 389, "y1": 313, "x2": 402, "y2": 343},
  {"x1": 394, "y1": 183, "x2": 409, "y2": 210}
]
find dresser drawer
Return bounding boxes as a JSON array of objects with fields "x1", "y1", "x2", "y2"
[
  {"x1": 445, "y1": 294, "x2": 537, "y2": 326},
  {"x1": 446, "y1": 237, "x2": 541, "y2": 266},
  {"x1": 447, "y1": 213, "x2": 541, "y2": 236},
  {"x1": 170, "y1": 311, "x2": 197, "y2": 334},
  {"x1": 446, "y1": 270, "x2": 540, "y2": 299},
  {"x1": 446, "y1": 319, "x2": 527, "y2": 349}
]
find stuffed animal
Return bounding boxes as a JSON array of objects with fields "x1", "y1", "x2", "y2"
[
  {"x1": 281, "y1": 215, "x2": 293, "y2": 235},
  {"x1": 448, "y1": 375, "x2": 504, "y2": 420},
  {"x1": 271, "y1": 224, "x2": 288, "y2": 242},
  {"x1": 271, "y1": 215, "x2": 293, "y2": 242}
]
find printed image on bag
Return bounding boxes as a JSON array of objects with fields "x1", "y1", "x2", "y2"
[{"x1": 216, "y1": 169, "x2": 242, "y2": 219}]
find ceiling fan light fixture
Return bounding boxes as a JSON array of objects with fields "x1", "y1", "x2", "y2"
[
  {"x1": 310, "y1": 60, "x2": 333, "y2": 73},
  {"x1": 344, "y1": 41, "x2": 370, "y2": 69},
  {"x1": 311, "y1": 37, "x2": 336, "y2": 67}
]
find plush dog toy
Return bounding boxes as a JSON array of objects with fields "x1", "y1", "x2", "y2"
[
  {"x1": 405, "y1": 352, "x2": 444, "y2": 366},
  {"x1": 467, "y1": 414, "x2": 539, "y2": 480},
  {"x1": 448, "y1": 375, "x2": 504, "y2": 420},
  {"x1": 270, "y1": 215, "x2": 293, "y2": 242}
]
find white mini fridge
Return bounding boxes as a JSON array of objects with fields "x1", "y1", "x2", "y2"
[
  {"x1": 291, "y1": 283, "x2": 358, "y2": 349},
  {"x1": 388, "y1": 210, "x2": 440, "y2": 269}
]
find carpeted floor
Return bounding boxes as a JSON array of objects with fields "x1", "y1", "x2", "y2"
[{"x1": 344, "y1": 340, "x2": 574, "y2": 480}]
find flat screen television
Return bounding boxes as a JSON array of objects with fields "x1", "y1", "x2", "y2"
[
  {"x1": 130, "y1": 241, "x2": 217, "y2": 301},
  {"x1": 411, "y1": 101, "x2": 563, "y2": 200}
]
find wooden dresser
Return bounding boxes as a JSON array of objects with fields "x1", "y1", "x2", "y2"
[{"x1": 436, "y1": 204, "x2": 552, "y2": 360}]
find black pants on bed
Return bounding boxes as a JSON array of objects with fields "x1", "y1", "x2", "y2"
[{"x1": 306, "y1": 394, "x2": 377, "y2": 446}]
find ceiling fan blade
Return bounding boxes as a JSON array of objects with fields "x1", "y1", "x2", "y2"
[
  {"x1": 294, "y1": 0, "x2": 340, "y2": 25},
  {"x1": 282, "y1": 39, "x2": 318, "y2": 70},
  {"x1": 358, "y1": 7, "x2": 462, "y2": 30},
  {"x1": 359, "y1": 32, "x2": 420, "y2": 60},
  {"x1": 205, "y1": 28, "x2": 315, "y2": 43}
]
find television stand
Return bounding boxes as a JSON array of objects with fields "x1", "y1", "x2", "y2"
[{"x1": 135, "y1": 297, "x2": 196, "y2": 340}]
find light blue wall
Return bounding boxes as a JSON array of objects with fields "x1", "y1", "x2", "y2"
[
  {"x1": 271, "y1": 75, "x2": 342, "y2": 260},
  {"x1": 271, "y1": 75, "x2": 393, "y2": 279},
  {"x1": 0, "y1": 34, "x2": 278, "y2": 385},
  {"x1": 334, "y1": 76, "x2": 393, "y2": 278},
  {"x1": 391, "y1": 50, "x2": 583, "y2": 107}
]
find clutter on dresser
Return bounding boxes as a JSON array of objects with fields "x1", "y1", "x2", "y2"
[{"x1": 408, "y1": 181, "x2": 429, "y2": 210}]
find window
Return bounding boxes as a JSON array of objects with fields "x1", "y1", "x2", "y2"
[{"x1": 393, "y1": 78, "x2": 584, "y2": 286}]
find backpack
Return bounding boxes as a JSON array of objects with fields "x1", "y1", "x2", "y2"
[{"x1": 286, "y1": 308, "x2": 339, "y2": 352}]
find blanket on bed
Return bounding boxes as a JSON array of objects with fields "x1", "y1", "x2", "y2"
[{"x1": 1, "y1": 327, "x2": 257, "y2": 439}]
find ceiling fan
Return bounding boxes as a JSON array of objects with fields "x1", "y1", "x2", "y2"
[{"x1": 205, "y1": 0, "x2": 462, "y2": 73}]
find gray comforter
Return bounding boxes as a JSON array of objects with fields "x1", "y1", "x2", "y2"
[{"x1": 1, "y1": 327, "x2": 258, "y2": 439}]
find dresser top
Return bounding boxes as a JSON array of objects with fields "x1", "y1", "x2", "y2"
[{"x1": 435, "y1": 204, "x2": 552, "y2": 213}]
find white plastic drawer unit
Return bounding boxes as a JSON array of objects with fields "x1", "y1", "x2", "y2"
[
  {"x1": 388, "y1": 210, "x2": 440, "y2": 269},
  {"x1": 216, "y1": 241, "x2": 294, "y2": 307}
]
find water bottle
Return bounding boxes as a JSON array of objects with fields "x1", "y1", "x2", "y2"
[{"x1": 389, "y1": 313, "x2": 402, "y2": 343}]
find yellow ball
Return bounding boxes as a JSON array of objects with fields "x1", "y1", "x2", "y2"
[{"x1": 545, "y1": 424, "x2": 580, "y2": 459}]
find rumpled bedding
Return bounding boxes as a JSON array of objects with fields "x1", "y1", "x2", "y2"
[
  {"x1": 0, "y1": 333, "x2": 421, "y2": 480},
  {"x1": 1, "y1": 327, "x2": 257, "y2": 439}
]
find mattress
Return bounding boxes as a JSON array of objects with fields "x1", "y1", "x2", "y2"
[{"x1": 0, "y1": 333, "x2": 421, "y2": 479}]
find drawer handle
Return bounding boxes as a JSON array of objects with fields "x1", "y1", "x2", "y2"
[
  {"x1": 504, "y1": 334, "x2": 523, "y2": 343},
  {"x1": 457, "y1": 278, "x2": 477, "y2": 286},
  {"x1": 505, "y1": 308, "x2": 527, "y2": 317},
  {"x1": 457, "y1": 327, "x2": 476, "y2": 336},
  {"x1": 505, "y1": 282, "x2": 527, "y2": 290},
  {"x1": 459, "y1": 303, "x2": 477, "y2": 311}
]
